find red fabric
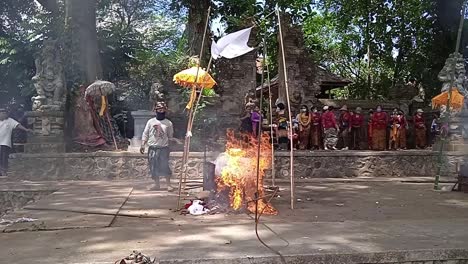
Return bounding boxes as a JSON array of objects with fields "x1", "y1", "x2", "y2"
[
  {"x1": 351, "y1": 113, "x2": 364, "y2": 128},
  {"x1": 322, "y1": 111, "x2": 337, "y2": 129},
  {"x1": 311, "y1": 112, "x2": 321, "y2": 125},
  {"x1": 391, "y1": 115, "x2": 407, "y2": 127},
  {"x1": 339, "y1": 112, "x2": 351, "y2": 128},
  {"x1": 414, "y1": 114, "x2": 425, "y2": 129},
  {"x1": 372, "y1": 112, "x2": 388, "y2": 129}
]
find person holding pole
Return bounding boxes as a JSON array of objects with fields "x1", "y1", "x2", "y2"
[{"x1": 140, "y1": 102, "x2": 181, "y2": 191}]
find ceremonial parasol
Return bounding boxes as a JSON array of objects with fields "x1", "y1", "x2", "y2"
[
  {"x1": 85, "y1": 80, "x2": 116, "y2": 116},
  {"x1": 173, "y1": 67, "x2": 216, "y2": 109},
  {"x1": 85, "y1": 80, "x2": 118, "y2": 150},
  {"x1": 431, "y1": 88, "x2": 465, "y2": 111}
]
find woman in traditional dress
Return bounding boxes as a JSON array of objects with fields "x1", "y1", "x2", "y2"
[
  {"x1": 371, "y1": 106, "x2": 388, "y2": 151},
  {"x1": 296, "y1": 105, "x2": 311, "y2": 150},
  {"x1": 414, "y1": 109, "x2": 427, "y2": 149},
  {"x1": 367, "y1": 109, "x2": 374, "y2": 150},
  {"x1": 310, "y1": 106, "x2": 322, "y2": 150}
]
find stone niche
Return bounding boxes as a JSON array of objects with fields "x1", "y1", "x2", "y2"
[{"x1": 26, "y1": 110, "x2": 65, "y2": 153}]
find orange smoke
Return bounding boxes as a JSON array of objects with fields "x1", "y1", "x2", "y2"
[{"x1": 216, "y1": 129, "x2": 277, "y2": 215}]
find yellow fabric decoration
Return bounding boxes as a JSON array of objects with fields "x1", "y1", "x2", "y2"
[
  {"x1": 99, "y1": 95, "x2": 107, "y2": 116},
  {"x1": 431, "y1": 88, "x2": 465, "y2": 111}
]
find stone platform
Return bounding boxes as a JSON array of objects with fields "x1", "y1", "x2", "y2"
[
  {"x1": 1, "y1": 180, "x2": 468, "y2": 263},
  {"x1": 8, "y1": 150, "x2": 463, "y2": 181}
]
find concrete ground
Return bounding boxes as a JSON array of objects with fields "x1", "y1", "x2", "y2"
[{"x1": 1, "y1": 178, "x2": 468, "y2": 263}]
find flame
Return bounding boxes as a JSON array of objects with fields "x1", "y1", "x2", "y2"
[{"x1": 217, "y1": 129, "x2": 277, "y2": 215}]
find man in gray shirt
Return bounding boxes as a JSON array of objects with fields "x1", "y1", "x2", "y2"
[{"x1": 140, "y1": 102, "x2": 180, "y2": 191}]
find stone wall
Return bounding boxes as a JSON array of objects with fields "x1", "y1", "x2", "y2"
[
  {"x1": 7, "y1": 150, "x2": 462, "y2": 181},
  {"x1": 9, "y1": 152, "x2": 216, "y2": 181},
  {"x1": 273, "y1": 150, "x2": 460, "y2": 179}
]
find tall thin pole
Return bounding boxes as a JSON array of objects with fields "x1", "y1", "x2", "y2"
[
  {"x1": 264, "y1": 40, "x2": 276, "y2": 186},
  {"x1": 435, "y1": 1, "x2": 466, "y2": 190},
  {"x1": 177, "y1": 6, "x2": 211, "y2": 209},
  {"x1": 276, "y1": 9, "x2": 295, "y2": 209}
]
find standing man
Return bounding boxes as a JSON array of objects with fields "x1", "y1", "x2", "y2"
[
  {"x1": 371, "y1": 106, "x2": 388, "y2": 151},
  {"x1": 350, "y1": 107, "x2": 364, "y2": 150},
  {"x1": 322, "y1": 106, "x2": 339, "y2": 150},
  {"x1": 414, "y1": 109, "x2": 427, "y2": 149},
  {"x1": 140, "y1": 102, "x2": 180, "y2": 191},
  {"x1": 337, "y1": 105, "x2": 351, "y2": 150},
  {"x1": 0, "y1": 108, "x2": 32, "y2": 176}
]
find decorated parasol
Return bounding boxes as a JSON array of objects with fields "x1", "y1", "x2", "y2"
[
  {"x1": 431, "y1": 88, "x2": 465, "y2": 111},
  {"x1": 85, "y1": 80, "x2": 118, "y2": 150},
  {"x1": 173, "y1": 67, "x2": 216, "y2": 109},
  {"x1": 85, "y1": 80, "x2": 116, "y2": 116}
]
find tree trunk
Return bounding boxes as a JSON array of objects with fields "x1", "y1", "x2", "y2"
[
  {"x1": 187, "y1": 0, "x2": 210, "y2": 63},
  {"x1": 66, "y1": 0, "x2": 102, "y2": 84}
]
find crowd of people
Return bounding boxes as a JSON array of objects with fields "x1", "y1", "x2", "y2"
[{"x1": 240, "y1": 102, "x2": 439, "y2": 151}]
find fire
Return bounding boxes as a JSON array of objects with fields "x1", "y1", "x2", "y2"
[{"x1": 216, "y1": 129, "x2": 277, "y2": 215}]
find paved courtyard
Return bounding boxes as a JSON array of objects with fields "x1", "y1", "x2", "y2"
[{"x1": 1, "y1": 178, "x2": 468, "y2": 263}]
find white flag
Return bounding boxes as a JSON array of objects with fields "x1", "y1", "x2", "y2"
[{"x1": 211, "y1": 27, "x2": 255, "y2": 60}]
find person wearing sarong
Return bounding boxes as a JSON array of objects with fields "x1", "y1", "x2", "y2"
[
  {"x1": 371, "y1": 106, "x2": 388, "y2": 151},
  {"x1": 0, "y1": 108, "x2": 32, "y2": 176},
  {"x1": 310, "y1": 106, "x2": 322, "y2": 150},
  {"x1": 251, "y1": 105, "x2": 262, "y2": 138},
  {"x1": 296, "y1": 105, "x2": 311, "y2": 150},
  {"x1": 240, "y1": 104, "x2": 253, "y2": 135},
  {"x1": 141, "y1": 102, "x2": 180, "y2": 191},
  {"x1": 337, "y1": 105, "x2": 351, "y2": 150},
  {"x1": 367, "y1": 109, "x2": 374, "y2": 150},
  {"x1": 322, "y1": 106, "x2": 339, "y2": 150},
  {"x1": 414, "y1": 109, "x2": 427, "y2": 149},
  {"x1": 350, "y1": 107, "x2": 364, "y2": 150},
  {"x1": 389, "y1": 109, "x2": 408, "y2": 150}
]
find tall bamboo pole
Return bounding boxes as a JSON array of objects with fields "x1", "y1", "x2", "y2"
[
  {"x1": 177, "y1": 6, "x2": 211, "y2": 209},
  {"x1": 276, "y1": 9, "x2": 295, "y2": 210},
  {"x1": 264, "y1": 41, "x2": 276, "y2": 186}
]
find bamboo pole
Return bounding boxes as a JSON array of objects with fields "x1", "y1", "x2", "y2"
[
  {"x1": 177, "y1": 6, "x2": 212, "y2": 209},
  {"x1": 276, "y1": 9, "x2": 295, "y2": 209},
  {"x1": 434, "y1": 0, "x2": 466, "y2": 190},
  {"x1": 264, "y1": 38, "x2": 276, "y2": 186}
]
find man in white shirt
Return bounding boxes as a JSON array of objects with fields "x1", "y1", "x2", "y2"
[
  {"x1": 140, "y1": 102, "x2": 181, "y2": 191},
  {"x1": 0, "y1": 108, "x2": 33, "y2": 176}
]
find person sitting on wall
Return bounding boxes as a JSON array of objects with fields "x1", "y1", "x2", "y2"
[
  {"x1": 140, "y1": 102, "x2": 182, "y2": 191},
  {"x1": 0, "y1": 108, "x2": 33, "y2": 176}
]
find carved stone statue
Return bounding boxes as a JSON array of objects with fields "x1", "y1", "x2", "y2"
[
  {"x1": 31, "y1": 39, "x2": 66, "y2": 111},
  {"x1": 244, "y1": 91, "x2": 258, "y2": 106},
  {"x1": 150, "y1": 82, "x2": 165, "y2": 104},
  {"x1": 438, "y1": 52, "x2": 466, "y2": 95},
  {"x1": 290, "y1": 90, "x2": 303, "y2": 114}
]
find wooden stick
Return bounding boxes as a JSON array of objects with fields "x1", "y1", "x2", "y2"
[
  {"x1": 276, "y1": 9, "x2": 295, "y2": 210},
  {"x1": 177, "y1": 6, "x2": 212, "y2": 210}
]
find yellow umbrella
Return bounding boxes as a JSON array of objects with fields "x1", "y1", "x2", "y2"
[
  {"x1": 431, "y1": 88, "x2": 465, "y2": 111},
  {"x1": 173, "y1": 67, "x2": 216, "y2": 109}
]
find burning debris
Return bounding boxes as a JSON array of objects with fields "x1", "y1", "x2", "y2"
[{"x1": 212, "y1": 129, "x2": 277, "y2": 215}]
